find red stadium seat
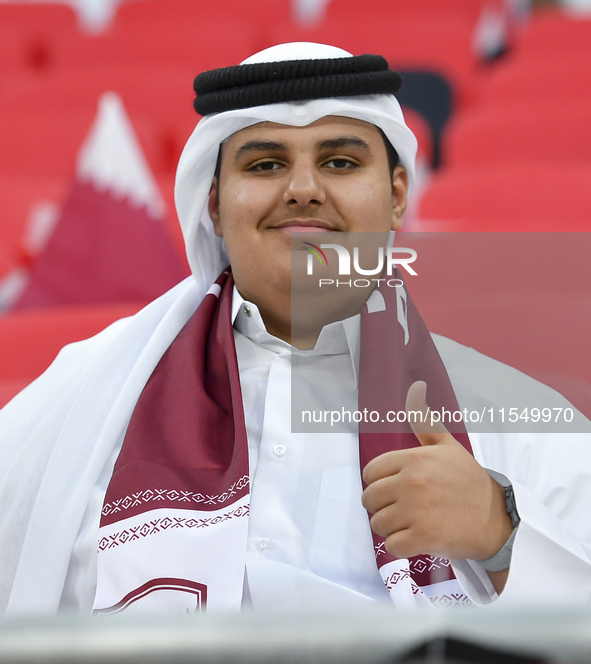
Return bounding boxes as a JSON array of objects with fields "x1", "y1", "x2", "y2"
[
  {"x1": 480, "y1": 55, "x2": 591, "y2": 106},
  {"x1": 0, "y1": 25, "x2": 28, "y2": 73},
  {"x1": 0, "y1": 64, "x2": 195, "y2": 118},
  {"x1": 0, "y1": 3, "x2": 79, "y2": 71},
  {"x1": 416, "y1": 163, "x2": 591, "y2": 230},
  {"x1": 55, "y1": 16, "x2": 261, "y2": 73},
  {"x1": 113, "y1": 0, "x2": 290, "y2": 34},
  {"x1": 324, "y1": 0, "x2": 505, "y2": 28},
  {"x1": 0, "y1": 109, "x2": 94, "y2": 178},
  {"x1": 442, "y1": 101, "x2": 591, "y2": 167},
  {"x1": 0, "y1": 64, "x2": 198, "y2": 175},
  {"x1": 515, "y1": 9, "x2": 591, "y2": 58},
  {"x1": 0, "y1": 108, "x2": 169, "y2": 177},
  {"x1": 0, "y1": 303, "x2": 146, "y2": 381},
  {"x1": 271, "y1": 12, "x2": 483, "y2": 107},
  {"x1": 0, "y1": 3, "x2": 78, "y2": 34}
]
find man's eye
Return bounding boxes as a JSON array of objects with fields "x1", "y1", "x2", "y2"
[
  {"x1": 249, "y1": 161, "x2": 283, "y2": 172},
  {"x1": 324, "y1": 158, "x2": 356, "y2": 169}
]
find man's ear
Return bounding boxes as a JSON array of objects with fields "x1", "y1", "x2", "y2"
[
  {"x1": 391, "y1": 166, "x2": 409, "y2": 231},
  {"x1": 208, "y1": 178, "x2": 223, "y2": 238}
]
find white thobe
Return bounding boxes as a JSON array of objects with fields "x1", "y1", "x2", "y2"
[{"x1": 232, "y1": 289, "x2": 393, "y2": 609}]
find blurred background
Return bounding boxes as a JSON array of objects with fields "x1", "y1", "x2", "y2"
[{"x1": 0, "y1": 0, "x2": 590, "y2": 411}]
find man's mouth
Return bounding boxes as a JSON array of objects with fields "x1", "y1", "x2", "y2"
[{"x1": 271, "y1": 220, "x2": 336, "y2": 233}]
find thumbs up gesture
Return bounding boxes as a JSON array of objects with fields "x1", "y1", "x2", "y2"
[{"x1": 361, "y1": 381, "x2": 513, "y2": 563}]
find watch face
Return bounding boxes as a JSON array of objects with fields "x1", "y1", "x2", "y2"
[{"x1": 505, "y1": 485, "x2": 521, "y2": 528}]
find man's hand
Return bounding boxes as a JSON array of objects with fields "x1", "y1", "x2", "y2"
[{"x1": 361, "y1": 381, "x2": 513, "y2": 564}]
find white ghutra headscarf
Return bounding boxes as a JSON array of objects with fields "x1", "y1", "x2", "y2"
[{"x1": 175, "y1": 42, "x2": 417, "y2": 294}]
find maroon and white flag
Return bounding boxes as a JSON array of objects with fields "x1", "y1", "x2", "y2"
[{"x1": 7, "y1": 93, "x2": 187, "y2": 310}]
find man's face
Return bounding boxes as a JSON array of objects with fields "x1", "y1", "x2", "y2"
[{"x1": 208, "y1": 116, "x2": 408, "y2": 325}]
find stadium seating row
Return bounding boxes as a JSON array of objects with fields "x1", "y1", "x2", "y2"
[
  {"x1": 0, "y1": 302, "x2": 145, "y2": 406},
  {"x1": 416, "y1": 164, "x2": 591, "y2": 230},
  {"x1": 416, "y1": 8, "x2": 591, "y2": 228},
  {"x1": 0, "y1": 0, "x2": 510, "y2": 106}
]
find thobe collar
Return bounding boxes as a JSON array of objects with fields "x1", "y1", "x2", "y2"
[{"x1": 231, "y1": 286, "x2": 361, "y2": 387}]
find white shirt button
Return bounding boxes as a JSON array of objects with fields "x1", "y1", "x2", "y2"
[
  {"x1": 330, "y1": 327, "x2": 340, "y2": 338},
  {"x1": 256, "y1": 538, "x2": 270, "y2": 553},
  {"x1": 243, "y1": 305, "x2": 251, "y2": 317},
  {"x1": 273, "y1": 444, "x2": 287, "y2": 458}
]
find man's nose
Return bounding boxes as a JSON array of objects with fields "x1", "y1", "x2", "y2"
[{"x1": 283, "y1": 161, "x2": 326, "y2": 207}]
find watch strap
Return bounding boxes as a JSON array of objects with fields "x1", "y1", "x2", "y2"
[{"x1": 478, "y1": 526, "x2": 519, "y2": 572}]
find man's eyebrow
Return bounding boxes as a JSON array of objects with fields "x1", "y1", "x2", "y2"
[
  {"x1": 316, "y1": 136, "x2": 373, "y2": 152},
  {"x1": 234, "y1": 140, "x2": 286, "y2": 160}
]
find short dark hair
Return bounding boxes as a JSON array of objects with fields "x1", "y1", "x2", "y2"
[
  {"x1": 213, "y1": 126, "x2": 400, "y2": 191},
  {"x1": 213, "y1": 144, "x2": 223, "y2": 185}
]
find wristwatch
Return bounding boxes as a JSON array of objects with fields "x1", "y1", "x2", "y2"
[
  {"x1": 478, "y1": 484, "x2": 521, "y2": 572},
  {"x1": 504, "y1": 484, "x2": 521, "y2": 529}
]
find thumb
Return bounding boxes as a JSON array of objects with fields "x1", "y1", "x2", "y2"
[{"x1": 405, "y1": 380, "x2": 449, "y2": 445}]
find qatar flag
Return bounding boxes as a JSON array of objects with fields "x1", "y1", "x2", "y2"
[{"x1": 10, "y1": 93, "x2": 188, "y2": 310}]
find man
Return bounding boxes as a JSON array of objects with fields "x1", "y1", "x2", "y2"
[{"x1": 1, "y1": 43, "x2": 591, "y2": 615}]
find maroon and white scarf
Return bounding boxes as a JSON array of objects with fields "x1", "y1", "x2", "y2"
[{"x1": 93, "y1": 270, "x2": 472, "y2": 614}]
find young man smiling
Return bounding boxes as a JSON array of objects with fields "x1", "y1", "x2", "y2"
[
  {"x1": 208, "y1": 116, "x2": 408, "y2": 344},
  {"x1": 1, "y1": 42, "x2": 591, "y2": 615}
]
